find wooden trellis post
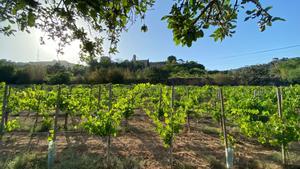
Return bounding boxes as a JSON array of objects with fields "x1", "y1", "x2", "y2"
[
  {"x1": 0, "y1": 84, "x2": 9, "y2": 137},
  {"x1": 186, "y1": 87, "x2": 191, "y2": 133},
  {"x1": 48, "y1": 85, "x2": 61, "y2": 169},
  {"x1": 170, "y1": 85, "x2": 175, "y2": 168},
  {"x1": 97, "y1": 85, "x2": 102, "y2": 111},
  {"x1": 64, "y1": 86, "x2": 73, "y2": 130},
  {"x1": 53, "y1": 86, "x2": 61, "y2": 141},
  {"x1": 32, "y1": 85, "x2": 43, "y2": 133},
  {"x1": 108, "y1": 84, "x2": 112, "y2": 111},
  {"x1": 219, "y1": 88, "x2": 228, "y2": 147},
  {"x1": 89, "y1": 85, "x2": 93, "y2": 113},
  {"x1": 219, "y1": 88, "x2": 233, "y2": 169},
  {"x1": 276, "y1": 87, "x2": 286, "y2": 165},
  {"x1": 159, "y1": 87, "x2": 162, "y2": 110},
  {"x1": 4, "y1": 85, "x2": 11, "y2": 126},
  {"x1": 107, "y1": 83, "x2": 112, "y2": 162}
]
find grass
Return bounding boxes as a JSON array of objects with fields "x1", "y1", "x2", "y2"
[
  {"x1": 200, "y1": 125, "x2": 220, "y2": 136},
  {"x1": 173, "y1": 160, "x2": 198, "y2": 169},
  {"x1": 0, "y1": 148, "x2": 141, "y2": 169},
  {"x1": 0, "y1": 153, "x2": 46, "y2": 169},
  {"x1": 205, "y1": 155, "x2": 225, "y2": 169}
]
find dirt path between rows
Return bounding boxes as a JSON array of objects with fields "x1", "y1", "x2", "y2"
[{"x1": 0, "y1": 111, "x2": 293, "y2": 169}]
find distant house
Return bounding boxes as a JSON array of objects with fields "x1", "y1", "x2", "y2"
[{"x1": 131, "y1": 54, "x2": 165, "y2": 67}]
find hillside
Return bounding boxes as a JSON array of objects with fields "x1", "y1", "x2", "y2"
[
  {"x1": 0, "y1": 57, "x2": 299, "y2": 85},
  {"x1": 206, "y1": 57, "x2": 300, "y2": 85},
  {"x1": 14, "y1": 60, "x2": 76, "y2": 68}
]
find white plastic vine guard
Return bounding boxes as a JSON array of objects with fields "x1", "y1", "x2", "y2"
[
  {"x1": 225, "y1": 147, "x2": 234, "y2": 169},
  {"x1": 48, "y1": 141, "x2": 56, "y2": 169}
]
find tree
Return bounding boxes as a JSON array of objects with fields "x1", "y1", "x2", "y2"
[
  {"x1": 72, "y1": 64, "x2": 86, "y2": 76},
  {"x1": 189, "y1": 68, "x2": 205, "y2": 76},
  {"x1": 162, "y1": 0, "x2": 284, "y2": 47},
  {"x1": 100, "y1": 56, "x2": 112, "y2": 68},
  {"x1": 23, "y1": 65, "x2": 47, "y2": 83},
  {"x1": 211, "y1": 73, "x2": 235, "y2": 85},
  {"x1": 14, "y1": 70, "x2": 31, "y2": 84},
  {"x1": 0, "y1": 60, "x2": 15, "y2": 83},
  {"x1": 144, "y1": 67, "x2": 170, "y2": 82},
  {"x1": 48, "y1": 72, "x2": 71, "y2": 84},
  {"x1": 0, "y1": 0, "x2": 283, "y2": 63},
  {"x1": 0, "y1": 0, "x2": 154, "y2": 62},
  {"x1": 47, "y1": 63, "x2": 66, "y2": 74},
  {"x1": 271, "y1": 58, "x2": 300, "y2": 84},
  {"x1": 167, "y1": 55, "x2": 177, "y2": 64},
  {"x1": 107, "y1": 68, "x2": 124, "y2": 83}
]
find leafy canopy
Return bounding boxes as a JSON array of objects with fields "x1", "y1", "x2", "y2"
[{"x1": 0, "y1": 0, "x2": 283, "y2": 60}]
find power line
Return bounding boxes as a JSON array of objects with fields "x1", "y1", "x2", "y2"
[{"x1": 219, "y1": 44, "x2": 300, "y2": 59}]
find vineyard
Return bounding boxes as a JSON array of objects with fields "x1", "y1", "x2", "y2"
[{"x1": 0, "y1": 82, "x2": 299, "y2": 169}]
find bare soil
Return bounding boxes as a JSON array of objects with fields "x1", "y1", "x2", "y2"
[{"x1": 1, "y1": 110, "x2": 299, "y2": 169}]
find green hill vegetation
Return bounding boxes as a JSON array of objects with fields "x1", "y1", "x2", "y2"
[{"x1": 0, "y1": 56, "x2": 299, "y2": 85}]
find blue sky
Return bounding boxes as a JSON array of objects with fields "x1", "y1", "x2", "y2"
[{"x1": 0, "y1": 0, "x2": 299, "y2": 70}]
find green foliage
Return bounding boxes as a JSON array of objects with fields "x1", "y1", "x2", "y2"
[
  {"x1": 82, "y1": 110, "x2": 122, "y2": 137},
  {"x1": 224, "y1": 86, "x2": 300, "y2": 147},
  {"x1": 1, "y1": 83, "x2": 299, "y2": 152},
  {"x1": 143, "y1": 67, "x2": 170, "y2": 82},
  {"x1": 162, "y1": 0, "x2": 283, "y2": 47},
  {"x1": 0, "y1": 82, "x2": 5, "y2": 114},
  {"x1": 167, "y1": 55, "x2": 177, "y2": 64},
  {"x1": 5, "y1": 153, "x2": 46, "y2": 169},
  {"x1": 219, "y1": 133, "x2": 236, "y2": 148},
  {"x1": 1, "y1": 57, "x2": 299, "y2": 85},
  {"x1": 1, "y1": 0, "x2": 282, "y2": 60},
  {"x1": 40, "y1": 117, "x2": 52, "y2": 132},
  {"x1": 5, "y1": 119, "x2": 20, "y2": 132},
  {"x1": 0, "y1": 60, "x2": 16, "y2": 83},
  {"x1": 117, "y1": 94, "x2": 135, "y2": 120},
  {"x1": 48, "y1": 72, "x2": 71, "y2": 85},
  {"x1": 48, "y1": 129, "x2": 54, "y2": 142},
  {"x1": 272, "y1": 58, "x2": 300, "y2": 83},
  {"x1": 173, "y1": 85, "x2": 220, "y2": 122},
  {"x1": 144, "y1": 85, "x2": 186, "y2": 147},
  {"x1": 1, "y1": 0, "x2": 155, "y2": 59},
  {"x1": 82, "y1": 84, "x2": 136, "y2": 137}
]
